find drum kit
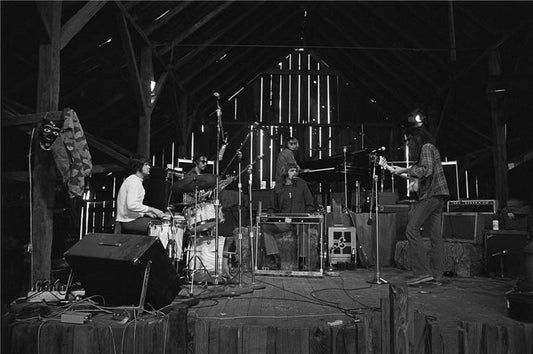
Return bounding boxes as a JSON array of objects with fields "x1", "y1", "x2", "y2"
[
  {"x1": 148, "y1": 93, "x2": 264, "y2": 294},
  {"x1": 148, "y1": 173, "x2": 230, "y2": 287}
]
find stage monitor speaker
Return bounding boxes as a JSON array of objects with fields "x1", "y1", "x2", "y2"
[
  {"x1": 484, "y1": 230, "x2": 529, "y2": 277},
  {"x1": 64, "y1": 233, "x2": 180, "y2": 309}
]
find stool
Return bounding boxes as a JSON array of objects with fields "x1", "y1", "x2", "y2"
[{"x1": 114, "y1": 221, "x2": 123, "y2": 234}]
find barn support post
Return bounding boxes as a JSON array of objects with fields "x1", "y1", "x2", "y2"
[
  {"x1": 488, "y1": 50, "x2": 509, "y2": 208},
  {"x1": 32, "y1": 0, "x2": 62, "y2": 284}
]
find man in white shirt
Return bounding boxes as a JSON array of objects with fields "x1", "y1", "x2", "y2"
[{"x1": 116, "y1": 154, "x2": 165, "y2": 234}]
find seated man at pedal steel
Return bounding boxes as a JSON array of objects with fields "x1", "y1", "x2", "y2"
[
  {"x1": 115, "y1": 154, "x2": 166, "y2": 234},
  {"x1": 263, "y1": 163, "x2": 316, "y2": 270}
]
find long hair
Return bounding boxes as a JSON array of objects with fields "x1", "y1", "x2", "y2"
[
  {"x1": 280, "y1": 162, "x2": 298, "y2": 181},
  {"x1": 127, "y1": 154, "x2": 149, "y2": 174},
  {"x1": 404, "y1": 127, "x2": 434, "y2": 161}
]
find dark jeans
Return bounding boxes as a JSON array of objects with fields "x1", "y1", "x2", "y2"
[
  {"x1": 120, "y1": 217, "x2": 161, "y2": 235},
  {"x1": 406, "y1": 196, "x2": 445, "y2": 278},
  {"x1": 261, "y1": 223, "x2": 310, "y2": 257}
]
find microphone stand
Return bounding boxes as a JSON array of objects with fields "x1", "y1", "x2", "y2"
[
  {"x1": 229, "y1": 151, "x2": 261, "y2": 293},
  {"x1": 221, "y1": 123, "x2": 256, "y2": 177},
  {"x1": 213, "y1": 94, "x2": 224, "y2": 286},
  {"x1": 245, "y1": 154, "x2": 264, "y2": 287},
  {"x1": 368, "y1": 155, "x2": 388, "y2": 285},
  {"x1": 343, "y1": 146, "x2": 348, "y2": 209}
]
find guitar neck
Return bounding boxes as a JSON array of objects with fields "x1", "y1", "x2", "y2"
[{"x1": 383, "y1": 163, "x2": 410, "y2": 180}]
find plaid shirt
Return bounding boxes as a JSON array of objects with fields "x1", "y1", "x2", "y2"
[{"x1": 407, "y1": 143, "x2": 449, "y2": 201}]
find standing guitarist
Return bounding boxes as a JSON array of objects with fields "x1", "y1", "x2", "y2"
[{"x1": 387, "y1": 127, "x2": 449, "y2": 286}]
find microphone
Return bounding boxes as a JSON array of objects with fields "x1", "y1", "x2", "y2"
[
  {"x1": 213, "y1": 92, "x2": 220, "y2": 99},
  {"x1": 218, "y1": 143, "x2": 227, "y2": 161}
]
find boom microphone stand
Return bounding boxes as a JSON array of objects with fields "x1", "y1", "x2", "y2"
[
  {"x1": 368, "y1": 154, "x2": 388, "y2": 285},
  {"x1": 213, "y1": 92, "x2": 224, "y2": 286}
]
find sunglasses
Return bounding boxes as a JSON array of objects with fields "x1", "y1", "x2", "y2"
[{"x1": 199, "y1": 160, "x2": 208, "y2": 163}]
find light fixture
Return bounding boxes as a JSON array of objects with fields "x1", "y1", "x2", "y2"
[{"x1": 407, "y1": 109, "x2": 425, "y2": 127}]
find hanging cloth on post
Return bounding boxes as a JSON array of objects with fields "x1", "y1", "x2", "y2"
[{"x1": 52, "y1": 108, "x2": 93, "y2": 198}]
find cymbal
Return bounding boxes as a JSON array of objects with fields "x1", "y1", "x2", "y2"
[{"x1": 172, "y1": 174, "x2": 217, "y2": 193}]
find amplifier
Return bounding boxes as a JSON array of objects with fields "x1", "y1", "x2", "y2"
[{"x1": 447, "y1": 199, "x2": 498, "y2": 213}]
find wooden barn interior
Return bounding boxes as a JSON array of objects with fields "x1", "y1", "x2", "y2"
[{"x1": 2, "y1": 1, "x2": 533, "y2": 353}]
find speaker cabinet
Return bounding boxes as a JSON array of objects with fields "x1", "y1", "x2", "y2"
[
  {"x1": 440, "y1": 212, "x2": 493, "y2": 244},
  {"x1": 484, "y1": 230, "x2": 529, "y2": 277},
  {"x1": 64, "y1": 233, "x2": 180, "y2": 309}
]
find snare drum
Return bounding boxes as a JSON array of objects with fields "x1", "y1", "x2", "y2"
[
  {"x1": 184, "y1": 202, "x2": 224, "y2": 232},
  {"x1": 149, "y1": 217, "x2": 186, "y2": 260}
]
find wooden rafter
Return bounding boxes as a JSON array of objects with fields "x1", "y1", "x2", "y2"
[
  {"x1": 116, "y1": 12, "x2": 148, "y2": 116},
  {"x1": 144, "y1": 1, "x2": 192, "y2": 35},
  {"x1": 168, "y1": 1, "x2": 264, "y2": 71},
  {"x1": 437, "y1": 19, "x2": 530, "y2": 95},
  {"x1": 159, "y1": 1, "x2": 234, "y2": 56},
  {"x1": 60, "y1": 1, "x2": 108, "y2": 50},
  {"x1": 322, "y1": 12, "x2": 424, "y2": 103}
]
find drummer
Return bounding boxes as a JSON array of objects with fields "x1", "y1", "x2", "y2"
[{"x1": 183, "y1": 153, "x2": 212, "y2": 204}]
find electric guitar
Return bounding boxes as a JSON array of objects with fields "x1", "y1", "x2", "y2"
[
  {"x1": 218, "y1": 175, "x2": 237, "y2": 190},
  {"x1": 377, "y1": 156, "x2": 419, "y2": 193}
]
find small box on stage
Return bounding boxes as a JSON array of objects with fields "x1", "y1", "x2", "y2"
[
  {"x1": 255, "y1": 214, "x2": 323, "y2": 277},
  {"x1": 328, "y1": 226, "x2": 356, "y2": 264}
]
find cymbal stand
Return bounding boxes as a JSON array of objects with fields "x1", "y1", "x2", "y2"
[
  {"x1": 368, "y1": 155, "x2": 388, "y2": 285},
  {"x1": 187, "y1": 186, "x2": 212, "y2": 295},
  {"x1": 248, "y1": 164, "x2": 257, "y2": 284},
  {"x1": 236, "y1": 151, "x2": 244, "y2": 285}
]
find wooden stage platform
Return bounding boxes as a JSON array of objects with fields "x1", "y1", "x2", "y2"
[
  {"x1": 181, "y1": 267, "x2": 533, "y2": 353},
  {"x1": 5, "y1": 267, "x2": 533, "y2": 353}
]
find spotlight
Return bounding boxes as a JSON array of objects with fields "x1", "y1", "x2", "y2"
[{"x1": 407, "y1": 109, "x2": 425, "y2": 127}]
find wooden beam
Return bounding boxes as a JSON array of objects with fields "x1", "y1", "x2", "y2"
[
  {"x1": 389, "y1": 283, "x2": 409, "y2": 353},
  {"x1": 168, "y1": 1, "x2": 264, "y2": 71},
  {"x1": 322, "y1": 12, "x2": 423, "y2": 103},
  {"x1": 149, "y1": 71, "x2": 169, "y2": 115},
  {"x1": 85, "y1": 133, "x2": 131, "y2": 164},
  {"x1": 488, "y1": 50, "x2": 509, "y2": 207},
  {"x1": 33, "y1": 0, "x2": 62, "y2": 285},
  {"x1": 159, "y1": 1, "x2": 234, "y2": 56},
  {"x1": 2, "y1": 111, "x2": 63, "y2": 127},
  {"x1": 508, "y1": 148, "x2": 533, "y2": 170},
  {"x1": 144, "y1": 1, "x2": 192, "y2": 35},
  {"x1": 60, "y1": 0, "x2": 108, "y2": 50},
  {"x1": 138, "y1": 46, "x2": 153, "y2": 156},
  {"x1": 437, "y1": 20, "x2": 529, "y2": 95},
  {"x1": 184, "y1": 8, "x2": 301, "y2": 87},
  {"x1": 114, "y1": 0, "x2": 186, "y2": 95},
  {"x1": 116, "y1": 12, "x2": 148, "y2": 116}
]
